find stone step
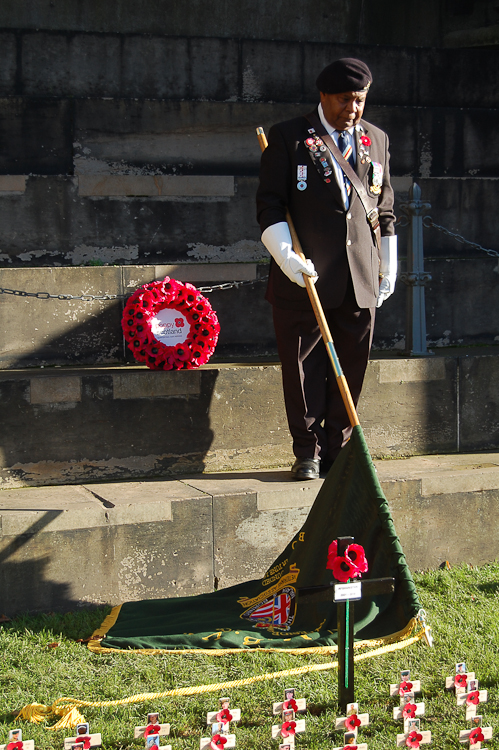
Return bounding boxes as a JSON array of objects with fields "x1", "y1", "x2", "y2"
[
  {"x1": 1, "y1": 353, "x2": 498, "y2": 488},
  {"x1": 1, "y1": 451, "x2": 498, "y2": 616}
]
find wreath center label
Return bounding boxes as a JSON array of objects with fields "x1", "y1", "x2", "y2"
[{"x1": 150, "y1": 309, "x2": 189, "y2": 346}]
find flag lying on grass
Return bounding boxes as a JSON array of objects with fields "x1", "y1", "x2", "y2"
[{"x1": 91, "y1": 426, "x2": 421, "y2": 653}]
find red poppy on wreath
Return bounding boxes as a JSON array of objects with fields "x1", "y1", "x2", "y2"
[
  {"x1": 399, "y1": 680, "x2": 413, "y2": 696},
  {"x1": 283, "y1": 699, "x2": 298, "y2": 712},
  {"x1": 216, "y1": 708, "x2": 233, "y2": 724},
  {"x1": 210, "y1": 734, "x2": 227, "y2": 750},
  {"x1": 402, "y1": 703, "x2": 417, "y2": 719},
  {"x1": 345, "y1": 714, "x2": 361, "y2": 731},
  {"x1": 406, "y1": 730, "x2": 423, "y2": 748},
  {"x1": 280, "y1": 721, "x2": 296, "y2": 738},
  {"x1": 122, "y1": 277, "x2": 220, "y2": 370},
  {"x1": 360, "y1": 135, "x2": 371, "y2": 147},
  {"x1": 469, "y1": 728, "x2": 484, "y2": 746},
  {"x1": 466, "y1": 690, "x2": 480, "y2": 706},
  {"x1": 455, "y1": 674, "x2": 467, "y2": 689}
]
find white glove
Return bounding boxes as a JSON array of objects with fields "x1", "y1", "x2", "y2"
[
  {"x1": 376, "y1": 235, "x2": 398, "y2": 308},
  {"x1": 262, "y1": 222, "x2": 318, "y2": 288}
]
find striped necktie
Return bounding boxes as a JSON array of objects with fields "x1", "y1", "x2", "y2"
[{"x1": 337, "y1": 130, "x2": 355, "y2": 197}]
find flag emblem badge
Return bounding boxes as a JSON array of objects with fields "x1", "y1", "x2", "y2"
[{"x1": 240, "y1": 586, "x2": 296, "y2": 631}]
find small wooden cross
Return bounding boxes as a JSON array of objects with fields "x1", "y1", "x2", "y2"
[{"x1": 298, "y1": 536, "x2": 395, "y2": 711}]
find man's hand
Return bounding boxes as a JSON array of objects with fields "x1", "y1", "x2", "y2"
[
  {"x1": 262, "y1": 222, "x2": 318, "y2": 288},
  {"x1": 376, "y1": 235, "x2": 397, "y2": 308}
]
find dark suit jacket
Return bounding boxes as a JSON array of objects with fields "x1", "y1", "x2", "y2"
[{"x1": 256, "y1": 111, "x2": 395, "y2": 310}]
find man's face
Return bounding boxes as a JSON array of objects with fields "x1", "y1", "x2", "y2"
[{"x1": 320, "y1": 90, "x2": 367, "y2": 130}]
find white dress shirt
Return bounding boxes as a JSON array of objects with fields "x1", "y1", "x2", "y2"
[{"x1": 318, "y1": 103, "x2": 357, "y2": 210}]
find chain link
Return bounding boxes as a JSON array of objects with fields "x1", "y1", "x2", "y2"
[
  {"x1": 423, "y1": 217, "x2": 499, "y2": 259},
  {"x1": 0, "y1": 277, "x2": 265, "y2": 302}
]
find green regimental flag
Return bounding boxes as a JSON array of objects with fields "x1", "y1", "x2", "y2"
[{"x1": 92, "y1": 426, "x2": 420, "y2": 653}]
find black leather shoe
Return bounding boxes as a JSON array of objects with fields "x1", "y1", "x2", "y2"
[{"x1": 291, "y1": 458, "x2": 320, "y2": 480}]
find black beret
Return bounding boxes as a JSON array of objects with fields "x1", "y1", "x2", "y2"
[{"x1": 316, "y1": 58, "x2": 372, "y2": 94}]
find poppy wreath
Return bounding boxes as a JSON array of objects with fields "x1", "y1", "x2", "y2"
[{"x1": 122, "y1": 277, "x2": 220, "y2": 370}]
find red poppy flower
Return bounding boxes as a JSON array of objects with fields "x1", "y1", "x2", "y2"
[
  {"x1": 360, "y1": 135, "x2": 371, "y2": 147},
  {"x1": 281, "y1": 721, "x2": 296, "y2": 738},
  {"x1": 6, "y1": 743, "x2": 23, "y2": 750},
  {"x1": 345, "y1": 543, "x2": 368, "y2": 573},
  {"x1": 342, "y1": 746, "x2": 357, "y2": 750},
  {"x1": 467, "y1": 690, "x2": 480, "y2": 706},
  {"x1": 210, "y1": 735, "x2": 227, "y2": 750},
  {"x1": 406, "y1": 731, "x2": 423, "y2": 748},
  {"x1": 327, "y1": 540, "x2": 338, "y2": 561},
  {"x1": 399, "y1": 680, "x2": 413, "y2": 695},
  {"x1": 77, "y1": 737, "x2": 91, "y2": 749},
  {"x1": 455, "y1": 674, "x2": 467, "y2": 688},
  {"x1": 216, "y1": 709, "x2": 233, "y2": 724},
  {"x1": 469, "y1": 728, "x2": 484, "y2": 745},
  {"x1": 345, "y1": 714, "x2": 361, "y2": 731},
  {"x1": 402, "y1": 703, "x2": 417, "y2": 719},
  {"x1": 331, "y1": 555, "x2": 357, "y2": 582},
  {"x1": 283, "y1": 699, "x2": 298, "y2": 712},
  {"x1": 145, "y1": 725, "x2": 161, "y2": 736}
]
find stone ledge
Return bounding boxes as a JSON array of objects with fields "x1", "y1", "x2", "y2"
[
  {"x1": 0, "y1": 175, "x2": 26, "y2": 193},
  {"x1": 78, "y1": 174, "x2": 235, "y2": 197}
]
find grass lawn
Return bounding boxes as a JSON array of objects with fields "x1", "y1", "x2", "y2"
[{"x1": 1, "y1": 564, "x2": 498, "y2": 750}]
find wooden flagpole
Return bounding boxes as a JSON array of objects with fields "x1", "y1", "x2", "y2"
[{"x1": 256, "y1": 126, "x2": 360, "y2": 429}]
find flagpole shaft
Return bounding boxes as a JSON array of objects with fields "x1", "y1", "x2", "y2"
[{"x1": 256, "y1": 126, "x2": 360, "y2": 429}]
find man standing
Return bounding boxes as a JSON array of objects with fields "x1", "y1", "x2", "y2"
[{"x1": 257, "y1": 58, "x2": 397, "y2": 480}]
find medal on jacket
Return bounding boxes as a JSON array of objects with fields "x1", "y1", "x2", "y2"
[
  {"x1": 370, "y1": 161, "x2": 383, "y2": 195},
  {"x1": 297, "y1": 164, "x2": 307, "y2": 191},
  {"x1": 304, "y1": 130, "x2": 334, "y2": 185}
]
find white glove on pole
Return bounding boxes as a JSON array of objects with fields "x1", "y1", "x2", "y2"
[
  {"x1": 376, "y1": 235, "x2": 398, "y2": 308},
  {"x1": 262, "y1": 222, "x2": 318, "y2": 288}
]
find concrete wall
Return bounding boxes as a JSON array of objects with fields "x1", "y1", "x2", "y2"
[
  {"x1": 1, "y1": 7, "x2": 499, "y2": 353},
  {"x1": 1, "y1": 1, "x2": 498, "y2": 46},
  {"x1": 0, "y1": 354, "x2": 498, "y2": 488}
]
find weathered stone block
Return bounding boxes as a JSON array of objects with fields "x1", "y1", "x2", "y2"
[
  {"x1": 0, "y1": 175, "x2": 26, "y2": 193},
  {"x1": 460, "y1": 355, "x2": 499, "y2": 452},
  {"x1": 30, "y1": 376, "x2": 82, "y2": 404},
  {"x1": 78, "y1": 174, "x2": 235, "y2": 197},
  {"x1": 0, "y1": 266, "x2": 123, "y2": 368},
  {"x1": 359, "y1": 356, "x2": 457, "y2": 456},
  {"x1": 0, "y1": 98, "x2": 73, "y2": 175},
  {"x1": 113, "y1": 370, "x2": 201, "y2": 400}
]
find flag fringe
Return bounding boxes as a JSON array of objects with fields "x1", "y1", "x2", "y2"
[{"x1": 17, "y1": 619, "x2": 425, "y2": 728}]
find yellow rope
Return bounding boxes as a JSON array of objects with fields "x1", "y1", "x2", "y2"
[{"x1": 17, "y1": 626, "x2": 425, "y2": 729}]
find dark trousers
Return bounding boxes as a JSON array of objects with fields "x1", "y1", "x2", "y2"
[{"x1": 273, "y1": 278, "x2": 374, "y2": 462}]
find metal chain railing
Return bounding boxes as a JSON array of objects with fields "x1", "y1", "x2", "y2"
[
  {"x1": 0, "y1": 277, "x2": 265, "y2": 302},
  {"x1": 423, "y1": 216, "x2": 499, "y2": 259}
]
